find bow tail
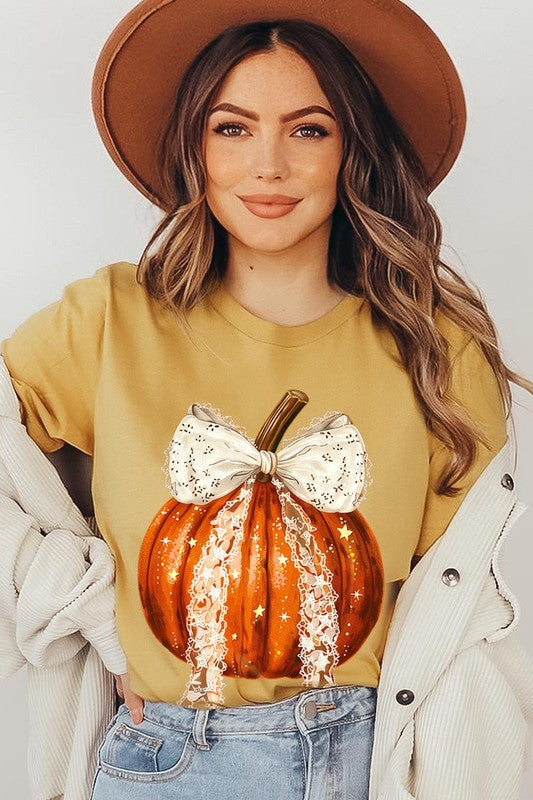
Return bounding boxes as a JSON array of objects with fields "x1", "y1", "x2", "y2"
[
  {"x1": 271, "y1": 475, "x2": 341, "y2": 688},
  {"x1": 178, "y1": 476, "x2": 255, "y2": 707}
]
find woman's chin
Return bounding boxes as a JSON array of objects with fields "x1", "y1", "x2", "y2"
[{"x1": 231, "y1": 230, "x2": 308, "y2": 254}]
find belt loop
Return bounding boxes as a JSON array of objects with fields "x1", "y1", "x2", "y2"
[{"x1": 192, "y1": 708, "x2": 211, "y2": 750}]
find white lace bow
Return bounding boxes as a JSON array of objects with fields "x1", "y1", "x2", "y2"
[{"x1": 166, "y1": 403, "x2": 369, "y2": 513}]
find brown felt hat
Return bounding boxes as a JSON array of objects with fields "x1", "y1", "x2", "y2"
[{"x1": 91, "y1": 0, "x2": 467, "y2": 211}]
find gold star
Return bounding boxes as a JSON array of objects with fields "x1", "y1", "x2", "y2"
[
  {"x1": 338, "y1": 524, "x2": 352, "y2": 540},
  {"x1": 352, "y1": 589, "x2": 362, "y2": 601},
  {"x1": 231, "y1": 569, "x2": 239, "y2": 580},
  {"x1": 168, "y1": 569, "x2": 178, "y2": 580},
  {"x1": 188, "y1": 537, "x2": 197, "y2": 546},
  {"x1": 231, "y1": 633, "x2": 238, "y2": 640},
  {"x1": 278, "y1": 553, "x2": 288, "y2": 566},
  {"x1": 253, "y1": 604, "x2": 266, "y2": 618}
]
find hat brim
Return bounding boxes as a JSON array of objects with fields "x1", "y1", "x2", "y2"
[{"x1": 91, "y1": 0, "x2": 467, "y2": 210}]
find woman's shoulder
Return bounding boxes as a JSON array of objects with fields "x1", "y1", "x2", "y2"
[
  {"x1": 93, "y1": 260, "x2": 139, "y2": 292},
  {"x1": 85, "y1": 260, "x2": 155, "y2": 315}
]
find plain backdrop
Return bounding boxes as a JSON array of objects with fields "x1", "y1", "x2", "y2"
[{"x1": 0, "y1": 1, "x2": 531, "y2": 797}]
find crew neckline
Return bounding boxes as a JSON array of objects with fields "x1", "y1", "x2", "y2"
[{"x1": 206, "y1": 283, "x2": 364, "y2": 346}]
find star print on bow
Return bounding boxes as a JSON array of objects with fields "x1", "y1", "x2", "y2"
[{"x1": 164, "y1": 403, "x2": 370, "y2": 512}]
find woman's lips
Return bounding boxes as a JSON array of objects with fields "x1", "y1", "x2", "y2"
[{"x1": 239, "y1": 197, "x2": 302, "y2": 218}]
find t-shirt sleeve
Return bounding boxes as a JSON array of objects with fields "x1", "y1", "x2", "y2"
[
  {"x1": 0, "y1": 266, "x2": 109, "y2": 455},
  {"x1": 414, "y1": 333, "x2": 509, "y2": 558}
]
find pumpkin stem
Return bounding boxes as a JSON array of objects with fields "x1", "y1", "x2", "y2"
[{"x1": 254, "y1": 389, "x2": 309, "y2": 483}]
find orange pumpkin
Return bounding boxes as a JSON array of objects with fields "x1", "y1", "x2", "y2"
[{"x1": 138, "y1": 390, "x2": 384, "y2": 706}]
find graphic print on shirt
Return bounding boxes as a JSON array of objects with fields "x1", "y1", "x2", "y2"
[{"x1": 137, "y1": 389, "x2": 384, "y2": 708}]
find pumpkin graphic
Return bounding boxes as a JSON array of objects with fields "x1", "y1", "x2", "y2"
[{"x1": 138, "y1": 390, "x2": 384, "y2": 707}]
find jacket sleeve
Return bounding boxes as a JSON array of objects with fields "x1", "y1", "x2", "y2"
[
  {"x1": 415, "y1": 333, "x2": 509, "y2": 558},
  {"x1": 0, "y1": 353, "x2": 127, "y2": 677}
]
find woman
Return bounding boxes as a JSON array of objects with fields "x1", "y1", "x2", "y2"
[{"x1": 1, "y1": 1, "x2": 531, "y2": 798}]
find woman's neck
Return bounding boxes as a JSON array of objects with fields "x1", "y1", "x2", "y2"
[{"x1": 222, "y1": 228, "x2": 347, "y2": 326}]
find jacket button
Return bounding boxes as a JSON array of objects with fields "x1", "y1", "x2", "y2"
[
  {"x1": 303, "y1": 700, "x2": 317, "y2": 719},
  {"x1": 396, "y1": 689, "x2": 415, "y2": 705},
  {"x1": 501, "y1": 473, "x2": 514, "y2": 490},
  {"x1": 442, "y1": 568, "x2": 460, "y2": 586}
]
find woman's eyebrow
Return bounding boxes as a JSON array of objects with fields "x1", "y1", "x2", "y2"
[{"x1": 209, "y1": 102, "x2": 336, "y2": 122}]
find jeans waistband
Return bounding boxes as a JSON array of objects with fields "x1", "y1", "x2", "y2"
[{"x1": 131, "y1": 684, "x2": 377, "y2": 747}]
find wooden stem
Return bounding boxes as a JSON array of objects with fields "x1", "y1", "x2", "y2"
[{"x1": 253, "y1": 389, "x2": 309, "y2": 483}]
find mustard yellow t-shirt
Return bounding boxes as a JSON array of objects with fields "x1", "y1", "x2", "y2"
[{"x1": 1, "y1": 261, "x2": 507, "y2": 708}]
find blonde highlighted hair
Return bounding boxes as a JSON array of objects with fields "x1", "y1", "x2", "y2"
[{"x1": 135, "y1": 18, "x2": 532, "y2": 496}]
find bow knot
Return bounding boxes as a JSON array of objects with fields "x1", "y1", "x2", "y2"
[{"x1": 258, "y1": 449, "x2": 278, "y2": 475}]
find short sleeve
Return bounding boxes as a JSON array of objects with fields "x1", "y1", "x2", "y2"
[
  {"x1": 414, "y1": 333, "x2": 509, "y2": 558},
  {"x1": 0, "y1": 267, "x2": 109, "y2": 455}
]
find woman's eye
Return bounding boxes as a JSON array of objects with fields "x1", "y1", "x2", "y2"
[
  {"x1": 212, "y1": 122, "x2": 329, "y2": 139},
  {"x1": 213, "y1": 122, "x2": 247, "y2": 137},
  {"x1": 294, "y1": 124, "x2": 329, "y2": 139}
]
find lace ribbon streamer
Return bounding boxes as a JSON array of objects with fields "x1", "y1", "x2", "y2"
[{"x1": 178, "y1": 473, "x2": 343, "y2": 707}]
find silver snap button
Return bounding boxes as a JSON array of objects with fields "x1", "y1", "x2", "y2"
[
  {"x1": 303, "y1": 700, "x2": 317, "y2": 719},
  {"x1": 501, "y1": 473, "x2": 514, "y2": 490},
  {"x1": 396, "y1": 689, "x2": 415, "y2": 705},
  {"x1": 442, "y1": 568, "x2": 460, "y2": 586}
]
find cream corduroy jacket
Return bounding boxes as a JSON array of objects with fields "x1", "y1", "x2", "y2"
[{"x1": 1, "y1": 352, "x2": 532, "y2": 800}]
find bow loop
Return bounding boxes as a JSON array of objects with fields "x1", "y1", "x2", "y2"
[{"x1": 164, "y1": 403, "x2": 370, "y2": 512}]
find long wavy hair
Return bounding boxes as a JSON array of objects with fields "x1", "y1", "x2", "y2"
[{"x1": 136, "y1": 18, "x2": 531, "y2": 497}]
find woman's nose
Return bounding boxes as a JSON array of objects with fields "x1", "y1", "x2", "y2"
[{"x1": 250, "y1": 136, "x2": 290, "y2": 181}]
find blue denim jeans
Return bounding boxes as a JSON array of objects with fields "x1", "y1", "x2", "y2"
[{"x1": 90, "y1": 683, "x2": 377, "y2": 800}]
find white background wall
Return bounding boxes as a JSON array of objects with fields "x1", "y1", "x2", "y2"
[{"x1": 0, "y1": 1, "x2": 531, "y2": 796}]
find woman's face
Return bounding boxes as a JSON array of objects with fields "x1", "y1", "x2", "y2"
[{"x1": 203, "y1": 45, "x2": 343, "y2": 254}]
